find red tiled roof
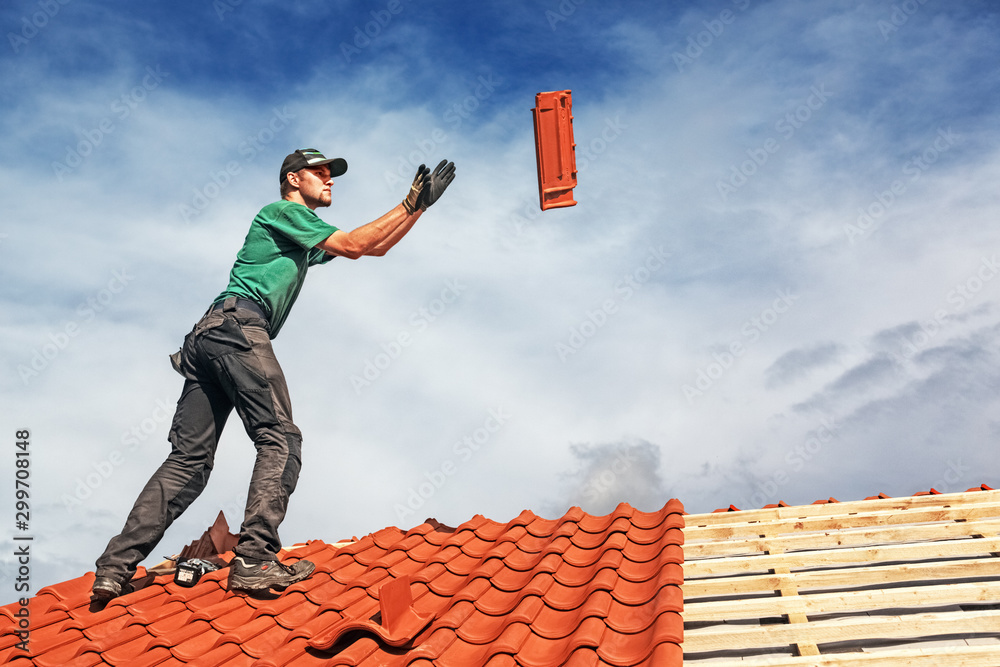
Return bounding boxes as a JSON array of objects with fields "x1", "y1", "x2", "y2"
[{"x1": 0, "y1": 501, "x2": 685, "y2": 666}]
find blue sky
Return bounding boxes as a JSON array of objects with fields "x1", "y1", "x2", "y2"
[{"x1": 2, "y1": 0, "x2": 1000, "y2": 599}]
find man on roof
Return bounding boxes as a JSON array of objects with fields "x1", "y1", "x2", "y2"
[{"x1": 92, "y1": 149, "x2": 456, "y2": 600}]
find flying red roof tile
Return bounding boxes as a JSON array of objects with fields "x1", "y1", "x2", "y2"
[{"x1": 1, "y1": 500, "x2": 684, "y2": 666}]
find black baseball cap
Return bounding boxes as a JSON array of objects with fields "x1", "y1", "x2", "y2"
[{"x1": 279, "y1": 148, "x2": 348, "y2": 184}]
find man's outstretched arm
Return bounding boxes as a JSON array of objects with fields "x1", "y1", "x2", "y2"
[
  {"x1": 316, "y1": 204, "x2": 420, "y2": 259},
  {"x1": 316, "y1": 160, "x2": 455, "y2": 259}
]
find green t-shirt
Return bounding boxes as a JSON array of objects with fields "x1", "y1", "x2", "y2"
[{"x1": 216, "y1": 201, "x2": 338, "y2": 338}]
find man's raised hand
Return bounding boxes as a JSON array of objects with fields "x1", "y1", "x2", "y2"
[
  {"x1": 402, "y1": 164, "x2": 430, "y2": 215},
  {"x1": 419, "y1": 160, "x2": 456, "y2": 211}
]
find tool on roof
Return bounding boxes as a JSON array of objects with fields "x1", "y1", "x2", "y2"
[{"x1": 173, "y1": 557, "x2": 220, "y2": 587}]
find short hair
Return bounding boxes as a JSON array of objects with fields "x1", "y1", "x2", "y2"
[{"x1": 280, "y1": 170, "x2": 298, "y2": 199}]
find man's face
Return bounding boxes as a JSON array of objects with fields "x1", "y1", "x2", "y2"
[{"x1": 295, "y1": 165, "x2": 333, "y2": 209}]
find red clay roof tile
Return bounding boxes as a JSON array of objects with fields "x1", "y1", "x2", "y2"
[{"x1": 2, "y1": 500, "x2": 684, "y2": 666}]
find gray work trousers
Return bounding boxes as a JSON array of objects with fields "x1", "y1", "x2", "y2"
[{"x1": 95, "y1": 297, "x2": 302, "y2": 583}]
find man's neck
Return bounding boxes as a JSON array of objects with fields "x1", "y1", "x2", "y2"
[{"x1": 283, "y1": 193, "x2": 313, "y2": 209}]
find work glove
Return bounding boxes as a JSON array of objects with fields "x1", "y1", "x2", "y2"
[
  {"x1": 402, "y1": 164, "x2": 430, "y2": 214},
  {"x1": 418, "y1": 159, "x2": 456, "y2": 211}
]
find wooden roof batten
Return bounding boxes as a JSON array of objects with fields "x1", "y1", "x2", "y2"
[{"x1": 681, "y1": 487, "x2": 1000, "y2": 666}]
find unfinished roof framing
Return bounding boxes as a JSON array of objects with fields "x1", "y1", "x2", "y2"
[{"x1": 683, "y1": 487, "x2": 1000, "y2": 665}]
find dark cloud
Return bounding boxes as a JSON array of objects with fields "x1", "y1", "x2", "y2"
[
  {"x1": 792, "y1": 353, "x2": 903, "y2": 414},
  {"x1": 765, "y1": 342, "x2": 845, "y2": 389},
  {"x1": 556, "y1": 439, "x2": 668, "y2": 516}
]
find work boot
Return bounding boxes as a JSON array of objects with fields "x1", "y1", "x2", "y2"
[
  {"x1": 91, "y1": 576, "x2": 133, "y2": 601},
  {"x1": 227, "y1": 556, "x2": 315, "y2": 592}
]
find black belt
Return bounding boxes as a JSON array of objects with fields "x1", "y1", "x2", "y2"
[{"x1": 210, "y1": 297, "x2": 269, "y2": 321}]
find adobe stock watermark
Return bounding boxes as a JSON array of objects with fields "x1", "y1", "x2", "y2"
[
  {"x1": 393, "y1": 406, "x2": 511, "y2": 522},
  {"x1": 895, "y1": 254, "x2": 999, "y2": 361},
  {"x1": 545, "y1": 0, "x2": 586, "y2": 31},
  {"x1": 51, "y1": 65, "x2": 169, "y2": 182},
  {"x1": 60, "y1": 397, "x2": 172, "y2": 512},
  {"x1": 7, "y1": 0, "x2": 72, "y2": 54},
  {"x1": 179, "y1": 106, "x2": 295, "y2": 223},
  {"x1": 576, "y1": 114, "x2": 627, "y2": 174},
  {"x1": 926, "y1": 459, "x2": 972, "y2": 494},
  {"x1": 509, "y1": 113, "x2": 627, "y2": 237},
  {"x1": 556, "y1": 245, "x2": 670, "y2": 361},
  {"x1": 213, "y1": 0, "x2": 244, "y2": 20},
  {"x1": 740, "y1": 416, "x2": 838, "y2": 509},
  {"x1": 683, "y1": 288, "x2": 799, "y2": 403},
  {"x1": 383, "y1": 73, "x2": 503, "y2": 191},
  {"x1": 340, "y1": 0, "x2": 414, "y2": 63},
  {"x1": 717, "y1": 83, "x2": 833, "y2": 202},
  {"x1": 350, "y1": 279, "x2": 466, "y2": 394},
  {"x1": 672, "y1": 0, "x2": 752, "y2": 73},
  {"x1": 17, "y1": 268, "x2": 135, "y2": 385},
  {"x1": 878, "y1": 0, "x2": 931, "y2": 41},
  {"x1": 844, "y1": 127, "x2": 960, "y2": 244}
]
